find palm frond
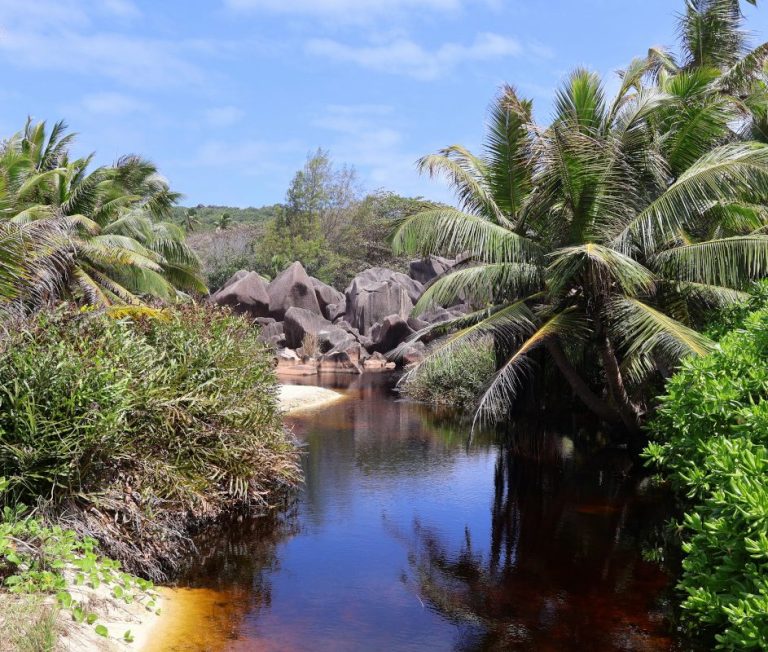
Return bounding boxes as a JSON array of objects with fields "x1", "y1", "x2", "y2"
[
  {"x1": 413, "y1": 262, "x2": 542, "y2": 314},
  {"x1": 473, "y1": 309, "x2": 587, "y2": 426},
  {"x1": 546, "y1": 243, "x2": 656, "y2": 297},
  {"x1": 652, "y1": 234, "x2": 768, "y2": 288},
  {"x1": 391, "y1": 208, "x2": 540, "y2": 264},
  {"x1": 614, "y1": 143, "x2": 768, "y2": 251},
  {"x1": 608, "y1": 297, "x2": 716, "y2": 367}
]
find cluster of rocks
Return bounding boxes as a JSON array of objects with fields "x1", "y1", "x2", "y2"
[{"x1": 210, "y1": 256, "x2": 468, "y2": 374}]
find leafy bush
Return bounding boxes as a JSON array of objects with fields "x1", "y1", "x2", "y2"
[
  {"x1": 0, "y1": 305, "x2": 299, "y2": 579},
  {"x1": 401, "y1": 339, "x2": 496, "y2": 413},
  {"x1": 645, "y1": 307, "x2": 768, "y2": 650},
  {"x1": 0, "y1": 476, "x2": 157, "y2": 646}
]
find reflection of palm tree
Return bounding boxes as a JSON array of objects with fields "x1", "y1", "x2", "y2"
[{"x1": 397, "y1": 433, "x2": 674, "y2": 650}]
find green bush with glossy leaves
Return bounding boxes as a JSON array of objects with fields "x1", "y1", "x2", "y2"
[{"x1": 645, "y1": 307, "x2": 768, "y2": 650}]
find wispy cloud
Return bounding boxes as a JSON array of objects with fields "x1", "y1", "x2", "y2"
[
  {"x1": 189, "y1": 138, "x2": 305, "y2": 177},
  {"x1": 311, "y1": 104, "x2": 449, "y2": 200},
  {"x1": 80, "y1": 91, "x2": 150, "y2": 115},
  {"x1": 0, "y1": 1, "x2": 209, "y2": 88},
  {"x1": 100, "y1": 0, "x2": 142, "y2": 19},
  {"x1": 306, "y1": 32, "x2": 522, "y2": 80},
  {"x1": 225, "y1": 0, "x2": 468, "y2": 24},
  {"x1": 203, "y1": 106, "x2": 246, "y2": 128}
]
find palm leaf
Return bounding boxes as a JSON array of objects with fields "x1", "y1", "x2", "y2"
[
  {"x1": 473, "y1": 309, "x2": 587, "y2": 426},
  {"x1": 391, "y1": 208, "x2": 540, "y2": 264}
]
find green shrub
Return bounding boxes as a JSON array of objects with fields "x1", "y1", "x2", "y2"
[
  {"x1": 401, "y1": 339, "x2": 496, "y2": 413},
  {"x1": 645, "y1": 307, "x2": 768, "y2": 650},
  {"x1": 0, "y1": 305, "x2": 299, "y2": 579}
]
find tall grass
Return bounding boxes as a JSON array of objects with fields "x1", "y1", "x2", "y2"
[
  {"x1": 0, "y1": 304, "x2": 299, "y2": 579},
  {"x1": 401, "y1": 338, "x2": 496, "y2": 412}
]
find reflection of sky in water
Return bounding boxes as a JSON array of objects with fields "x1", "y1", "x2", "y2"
[{"x1": 173, "y1": 373, "x2": 676, "y2": 651}]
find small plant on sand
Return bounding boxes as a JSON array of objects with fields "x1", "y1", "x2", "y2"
[{"x1": 0, "y1": 477, "x2": 158, "y2": 647}]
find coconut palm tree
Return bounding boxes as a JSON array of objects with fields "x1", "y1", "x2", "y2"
[
  {"x1": 393, "y1": 70, "x2": 768, "y2": 435},
  {"x1": 215, "y1": 212, "x2": 232, "y2": 230},
  {"x1": 0, "y1": 120, "x2": 205, "y2": 306}
]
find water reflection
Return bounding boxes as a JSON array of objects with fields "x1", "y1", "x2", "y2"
[
  {"x1": 159, "y1": 373, "x2": 676, "y2": 651},
  {"x1": 400, "y1": 427, "x2": 675, "y2": 650}
]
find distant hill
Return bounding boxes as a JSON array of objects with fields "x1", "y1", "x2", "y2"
[{"x1": 170, "y1": 204, "x2": 282, "y2": 231}]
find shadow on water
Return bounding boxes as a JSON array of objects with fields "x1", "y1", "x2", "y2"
[{"x1": 158, "y1": 373, "x2": 679, "y2": 651}]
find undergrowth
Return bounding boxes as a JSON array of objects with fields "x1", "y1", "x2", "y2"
[
  {"x1": 400, "y1": 338, "x2": 496, "y2": 413},
  {"x1": 0, "y1": 304, "x2": 300, "y2": 580},
  {"x1": 645, "y1": 307, "x2": 768, "y2": 650},
  {"x1": 0, "y1": 477, "x2": 156, "y2": 648}
]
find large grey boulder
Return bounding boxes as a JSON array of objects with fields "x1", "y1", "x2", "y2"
[
  {"x1": 259, "y1": 320, "x2": 284, "y2": 340},
  {"x1": 400, "y1": 341, "x2": 427, "y2": 366},
  {"x1": 268, "y1": 262, "x2": 322, "y2": 320},
  {"x1": 317, "y1": 327, "x2": 356, "y2": 354},
  {"x1": 369, "y1": 314, "x2": 415, "y2": 354},
  {"x1": 408, "y1": 256, "x2": 457, "y2": 284},
  {"x1": 311, "y1": 277, "x2": 345, "y2": 319},
  {"x1": 326, "y1": 301, "x2": 346, "y2": 323},
  {"x1": 219, "y1": 269, "x2": 250, "y2": 291},
  {"x1": 344, "y1": 268, "x2": 424, "y2": 335},
  {"x1": 211, "y1": 271, "x2": 270, "y2": 318},
  {"x1": 283, "y1": 307, "x2": 332, "y2": 349}
]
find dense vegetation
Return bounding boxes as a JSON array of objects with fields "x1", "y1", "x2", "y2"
[
  {"x1": 0, "y1": 305, "x2": 299, "y2": 579},
  {"x1": 170, "y1": 203, "x2": 281, "y2": 232},
  {"x1": 189, "y1": 149, "x2": 438, "y2": 289},
  {"x1": 0, "y1": 119, "x2": 205, "y2": 310},
  {"x1": 396, "y1": 0, "x2": 768, "y2": 438},
  {"x1": 401, "y1": 338, "x2": 496, "y2": 412},
  {"x1": 645, "y1": 301, "x2": 768, "y2": 649}
]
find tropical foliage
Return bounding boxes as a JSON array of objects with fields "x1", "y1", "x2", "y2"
[
  {"x1": 645, "y1": 304, "x2": 768, "y2": 650},
  {"x1": 395, "y1": 0, "x2": 768, "y2": 433},
  {"x1": 0, "y1": 305, "x2": 299, "y2": 579},
  {"x1": 190, "y1": 149, "x2": 437, "y2": 289},
  {"x1": 0, "y1": 119, "x2": 204, "y2": 311}
]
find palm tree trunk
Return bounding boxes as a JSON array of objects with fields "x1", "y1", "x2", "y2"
[
  {"x1": 598, "y1": 332, "x2": 642, "y2": 433},
  {"x1": 545, "y1": 337, "x2": 622, "y2": 426}
]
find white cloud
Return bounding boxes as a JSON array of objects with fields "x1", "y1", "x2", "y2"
[
  {"x1": 0, "y1": 30, "x2": 205, "y2": 88},
  {"x1": 100, "y1": 0, "x2": 142, "y2": 19},
  {"x1": 306, "y1": 32, "x2": 522, "y2": 80},
  {"x1": 80, "y1": 92, "x2": 150, "y2": 115},
  {"x1": 190, "y1": 138, "x2": 304, "y2": 177},
  {"x1": 225, "y1": 0, "x2": 466, "y2": 23},
  {"x1": 203, "y1": 106, "x2": 246, "y2": 127},
  {"x1": 311, "y1": 104, "x2": 450, "y2": 200},
  {"x1": 0, "y1": 1, "x2": 209, "y2": 88}
]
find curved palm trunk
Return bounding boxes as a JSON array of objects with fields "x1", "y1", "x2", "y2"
[
  {"x1": 545, "y1": 337, "x2": 623, "y2": 426},
  {"x1": 598, "y1": 333, "x2": 642, "y2": 433}
]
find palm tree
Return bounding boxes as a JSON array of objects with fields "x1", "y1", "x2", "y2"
[
  {"x1": 0, "y1": 119, "x2": 205, "y2": 306},
  {"x1": 393, "y1": 66, "x2": 768, "y2": 435},
  {"x1": 215, "y1": 212, "x2": 232, "y2": 230},
  {"x1": 182, "y1": 208, "x2": 201, "y2": 233}
]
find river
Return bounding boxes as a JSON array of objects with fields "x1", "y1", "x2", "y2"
[{"x1": 153, "y1": 373, "x2": 678, "y2": 651}]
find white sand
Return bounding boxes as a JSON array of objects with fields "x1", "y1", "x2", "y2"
[
  {"x1": 278, "y1": 384, "x2": 345, "y2": 413},
  {"x1": 0, "y1": 574, "x2": 164, "y2": 651}
]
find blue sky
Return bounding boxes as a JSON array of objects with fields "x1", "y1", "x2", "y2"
[{"x1": 0, "y1": 0, "x2": 766, "y2": 208}]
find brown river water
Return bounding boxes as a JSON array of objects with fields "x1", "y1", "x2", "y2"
[{"x1": 151, "y1": 373, "x2": 681, "y2": 651}]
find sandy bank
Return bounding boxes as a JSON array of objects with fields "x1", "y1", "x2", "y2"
[
  {"x1": 0, "y1": 577, "x2": 163, "y2": 651},
  {"x1": 278, "y1": 384, "x2": 345, "y2": 413}
]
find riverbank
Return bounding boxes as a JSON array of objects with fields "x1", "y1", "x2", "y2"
[{"x1": 278, "y1": 383, "x2": 345, "y2": 413}]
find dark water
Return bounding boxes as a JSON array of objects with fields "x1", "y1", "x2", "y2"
[{"x1": 171, "y1": 373, "x2": 677, "y2": 651}]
